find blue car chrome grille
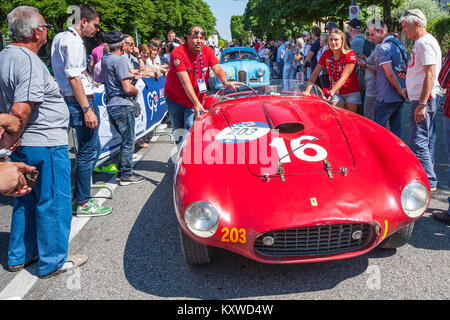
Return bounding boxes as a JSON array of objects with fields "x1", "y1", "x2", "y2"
[
  {"x1": 238, "y1": 70, "x2": 247, "y2": 82},
  {"x1": 254, "y1": 223, "x2": 373, "y2": 258}
]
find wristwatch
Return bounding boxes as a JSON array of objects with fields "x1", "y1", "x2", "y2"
[
  {"x1": 136, "y1": 56, "x2": 142, "y2": 60},
  {"x1": 418, "y1": 102, "x2": 427, "y2": 109},
  {"x1": 81, "y1": 105, "x2": 91, "y2": 113}
]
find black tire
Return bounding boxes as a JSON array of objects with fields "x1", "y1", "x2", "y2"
[
  {"x1": 179, "y1": 227, "x2": 214, "y2": 266},
  {"x1": 378, "y1": 222, "x2": 414, "y2": 249}
]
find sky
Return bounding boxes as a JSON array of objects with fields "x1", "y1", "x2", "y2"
[{"x1": 204, "y1": 0, "x2": 249, "y2": 41}]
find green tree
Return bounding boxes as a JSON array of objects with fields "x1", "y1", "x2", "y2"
[
  {"x1": 230, "y1": 15, "x2": 251, "y2": 45},
  {"x1": 242, "y1": 0, "x2": 408, "y2": 39},
  {"x1": 0, "y1": 0, "x2": 216, "y2": 42}
]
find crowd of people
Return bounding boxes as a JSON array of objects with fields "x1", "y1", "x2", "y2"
[{"x1": 0, "y1": 4, "x2": 449, "y2": 280}]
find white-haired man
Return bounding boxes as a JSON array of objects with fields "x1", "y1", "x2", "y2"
[
  {"x1": 0, "y1": 6, "x2": 87, "y2": 278},
  {"x1": 400, "y1": 9, "x2": 442, "y2": 192}
]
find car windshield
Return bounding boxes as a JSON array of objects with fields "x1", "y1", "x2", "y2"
[
  {"x1": 221, "y1": 50, "x2": 259, "y2": 62},
  {"x1": 213, "y1": 80, "x2": 325, "y2": 103}
]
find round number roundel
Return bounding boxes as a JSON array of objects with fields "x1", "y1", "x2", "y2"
[{"x1": 215, "y1": 121, "x2": 270, "y2": 144}]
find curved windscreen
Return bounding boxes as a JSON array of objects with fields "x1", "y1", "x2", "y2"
[
  {"x1": 212, "y1": 80, "x2": 325, "y2": 104},
  {"x1": 221, "y1": 50, "x2": 259, "y2": 62}
]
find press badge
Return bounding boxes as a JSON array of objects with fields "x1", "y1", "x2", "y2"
[{"x1": 197, "y1": 78, "x2": 207, "y2": 93}]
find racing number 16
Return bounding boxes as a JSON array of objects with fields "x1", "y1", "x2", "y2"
[
  {"x1": 270, "y1": 135, "x2": 327, "y2": 162},
  {"x1": 221, "y1": 227, "x2": 246, "y2": 244}
]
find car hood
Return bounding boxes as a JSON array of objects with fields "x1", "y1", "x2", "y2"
[{"x1": 214, "y1": 95, "x2": 355, "y2": 177}]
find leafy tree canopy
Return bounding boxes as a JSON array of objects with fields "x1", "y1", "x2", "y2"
[{"x1": 0, "y1": 0, "x2": 216, "y2": 42}]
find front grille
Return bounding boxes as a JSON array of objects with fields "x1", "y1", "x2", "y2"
[
  {"x1": 254, "y1": 223, "x2": 373, "y2": 258},
  {"x1": 238, "y1": 69, "x2": 247, "y2": 82}
]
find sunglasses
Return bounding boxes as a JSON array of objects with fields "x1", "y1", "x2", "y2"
[
  {"x1": 38, "y1": 23, "x2": 53, "y2": 31},
  {"x1": 192, "y1": 30, "x2": 206, "y2": 37},
  {"x1": 328, "y1": 29, "x2": 340, "y2": 35}
]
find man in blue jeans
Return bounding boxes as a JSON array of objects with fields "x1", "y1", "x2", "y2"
[
  {"x1": 102, "y1": 30, "x2": 145, "y2": 186},
  {"x1": 367, "y1": 19, "x2": 408, "y2": 138},
  {"x1": 400, "y1": 9, "x2": 442, "y2": 191},
  {"x1": 51, "y1": 4, "x2": 112, "y2": 217},
  {"x1": 0, "y1": 5, "x2": 88, "y2": 278}
]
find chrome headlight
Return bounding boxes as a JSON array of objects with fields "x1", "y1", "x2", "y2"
[
  {"x1": 184, "y1": 201, "x2": 219, "y2": 238},
  {"x1": 401, "y1": 182, "x2": 429, "y2": 218},
  {"x1": 257, "y1": 68, "x2": 265, "y2": 76}
]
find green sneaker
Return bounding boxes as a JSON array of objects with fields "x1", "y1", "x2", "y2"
[
  {"x1": 76, "y1": 199, "x2": 112, "y2": 218},
  {"x1": 101, "y1": 163, "x2": 118, "y2": 174}
]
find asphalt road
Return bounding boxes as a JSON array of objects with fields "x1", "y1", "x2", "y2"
[{"x1": 0, "y1": 101, "x2": 449, "y2": 301}]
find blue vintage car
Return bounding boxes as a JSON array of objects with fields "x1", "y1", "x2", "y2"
[{"x1": 209, "y1": 47, "x2": 270, "y2": 90}]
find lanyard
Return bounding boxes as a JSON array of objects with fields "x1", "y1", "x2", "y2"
[
  {"x1": 194, "y1": 51, "x2": 204, "y2": 80},
  {"x1": 330, "y1": 54, "x2": 341, "y2": 83}
]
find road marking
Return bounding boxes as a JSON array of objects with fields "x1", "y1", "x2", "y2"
[{"x1": 0, "y1": 152, "x2": 145, "y2": 300}]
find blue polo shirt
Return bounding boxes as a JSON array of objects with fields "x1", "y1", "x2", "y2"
[{"x1": 376, "y1": 36, "x2": 409, "y2": 103}]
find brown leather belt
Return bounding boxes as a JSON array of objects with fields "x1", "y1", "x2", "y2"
[{"x1": 64, "y1": 94, "x2": 95, "y2": 101}]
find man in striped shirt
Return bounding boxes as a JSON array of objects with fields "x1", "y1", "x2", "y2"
[{"x1": 432, "y1": 48, "x2": 450, "y2": 225}]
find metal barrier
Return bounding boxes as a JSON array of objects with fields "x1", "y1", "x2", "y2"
[{"x1": 71, "y1": 76, "x2": 171, "y2": 200}]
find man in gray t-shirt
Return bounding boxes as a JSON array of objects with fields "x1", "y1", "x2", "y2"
[
  {"x1": 0, "y1": 45, "x2": 69, "y2": 146},
  {"x1": 102, "y1": 52, "x2": 135, "y2": 107},
  {"x1": 102, "y1": 30, "x2": 144, "y2": 186},
  {"x1": 0, "y1": 5, "x2": 85, "y2": 279}
]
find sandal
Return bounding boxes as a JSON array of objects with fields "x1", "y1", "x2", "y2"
[
  {"x1": 39, "y1": 254, "x2": 88, "y2": 279},
  {"x1": 7, "y1": 256, "x2": 39, "y2": 272}
]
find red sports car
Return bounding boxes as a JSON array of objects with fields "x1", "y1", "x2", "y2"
[{"x1": 173, "y1": 82, "x2": 430, "y2": 266}]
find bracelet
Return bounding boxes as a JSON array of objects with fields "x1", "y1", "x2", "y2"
[{"x1": 137, "y1": 56, "x2": 142, "y2": 60}]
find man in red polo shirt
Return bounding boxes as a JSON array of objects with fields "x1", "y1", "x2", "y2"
[{"x1": 165, "y1": 26, "x2": 236, "y2": 142}]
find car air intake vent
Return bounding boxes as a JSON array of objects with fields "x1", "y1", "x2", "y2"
[
  {"x1": 238, "y1": 69, "x2": 247, "y2": 83},
  {"x1": 275, "y1": 122, "x2": 304, "y2": 133},
  {"x1": 254, "y1": 223, "x2": 373, "y2": 257}
]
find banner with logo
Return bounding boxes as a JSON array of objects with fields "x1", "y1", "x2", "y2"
[{"x1": 93, "y1": 76, "x2": 167, "y2": 160}]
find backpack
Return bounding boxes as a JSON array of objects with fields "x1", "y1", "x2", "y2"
[{"x1": 362, "y1": 38, "x2": 375, "y2": 57}]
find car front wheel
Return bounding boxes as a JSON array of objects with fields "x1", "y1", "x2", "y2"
[
  {"x1": 378, "y1": 222, "x2": 414, "y2": 249},
  {"x1": 179, "y1": 227, "x2": 214, "y2": 266}
]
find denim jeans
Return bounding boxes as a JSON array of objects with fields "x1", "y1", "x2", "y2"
[
  {"x1": 9, "y1": 146, "x2": 72, "y2": 276},
  {"x1": 107, "y1": 105, "x2": 136, "y2": 177},
  {"x1": 283, "y1": 66, "x2": 296, "y2": 91},
  {"x1": 444, "y1": 115, "x2": 450, "y2": 210},
  {"x1": 66, "y1": 98, "x2": 101, "y2": 204},
  {"x1": 166, "y1": 97, "x2": 195, "y2": 144},
  {"x1": 409, "y1": 99, "x2": 438, "y2": 188},
  {"x1": 374, "y1": 100, "x2": 404, "y2": 138}
]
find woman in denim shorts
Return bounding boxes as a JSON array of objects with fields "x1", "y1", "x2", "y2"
[{"x1": 303, "y1": 28, "x2": 361, "y2": 113}]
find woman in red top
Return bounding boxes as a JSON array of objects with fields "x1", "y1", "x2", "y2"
[{"x1": 304, "y1": 28, "x2": 361, "y2": 113}]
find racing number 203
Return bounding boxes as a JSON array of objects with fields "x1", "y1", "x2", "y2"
[
  {"x1": 221, "y1": 227, "x2": 246, "y2": 244},
  {"x1": 270, "y1": 135, "x2": 327, "y2": 162}
]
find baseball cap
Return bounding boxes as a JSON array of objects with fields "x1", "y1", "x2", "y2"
[
  {"x1": 105, "y1": 30, "x2": 125, "y2": 44},
  {"x1": 347, "y1": 18, "x2": 361, "y2": 30},
  {"x1": 325, "y1": 22, "x2": 338, "y2": 30},
  {"x1": 285, "y1": 41, "x2": 291, "y2": 46},
  {"x1": 302, "y1": 31, "x2": 310, "y2": 36}
]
